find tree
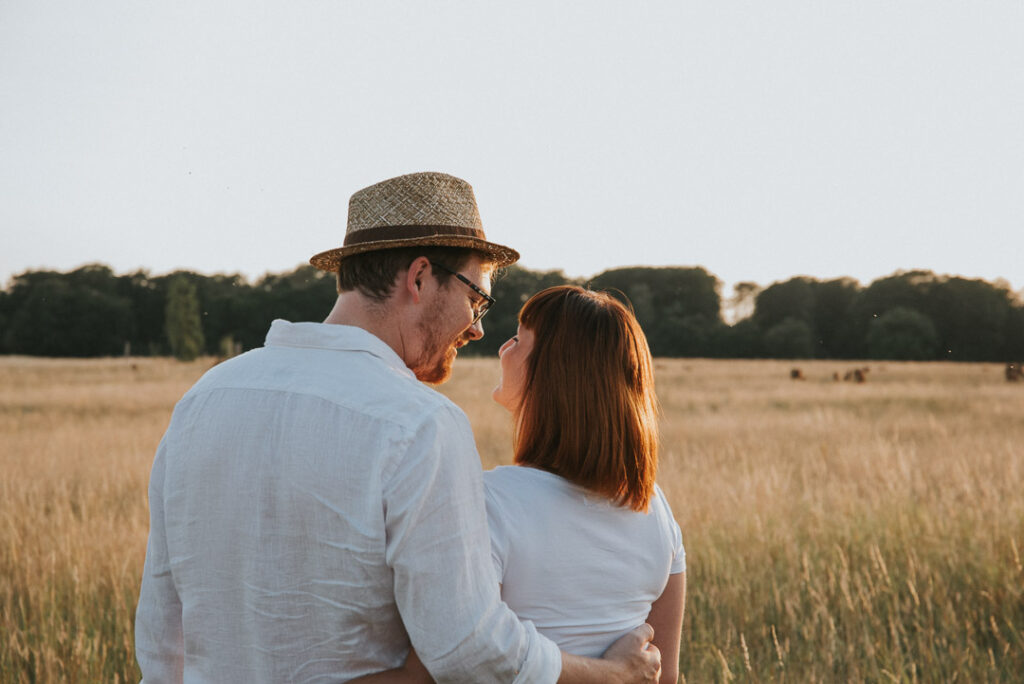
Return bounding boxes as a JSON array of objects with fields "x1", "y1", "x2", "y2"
[
  {"x1": 2, "y1": 269, "x2": 131, "y2": 356},
  {"x1": 865, "y1": 307, "x2": 940, "y2": 360},
  {"x1": 713, "y1": 318, "x2": 762, "y2": 358},
  {"x1": 589, "y1": 267, "x2": 721, "y2": 357},
  {"x1": 727, "y1": 282, "x2": 760, "y2": 323},
  {"x1": 750, "y1": 277, "x2": 864, "y2": 359},
  {"x1": 673, "y1": 314, "x2": 721, "y2": 357},
  {"x1": 1003, "y1": 305, "x2": 1024, "y2": 361},
  {"x1": 927, "y1": 277, "x2": 1013, "y2": 361},
  {"x1": 852, "y1": 271, "x2": 1017, "y2": 362},
  {"x1": 117, "y1": 270, "x2": 167, "y2": 355},
  {"x1": 753, "y1": 278, "x2": 817, "y2": 332},
  {"x1": 811, "y1": 278, "x2": 861, "y2": 358},
  {"x1": 165, "y1": 276, "x2": 205, "y2": 361},
  {"x1": 4, "y1": 261, "x2": 1022, "y2": 362},
  {"x1": 763, "y1": 318, "x2": 815, "y2": 359},
  {"x1": 0, "y1": 290, "x2": 10, "y2": 353}
]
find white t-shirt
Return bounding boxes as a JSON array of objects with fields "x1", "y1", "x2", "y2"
[{"x1": 483, "y1": 465, "x2": 685, "y2": 658}]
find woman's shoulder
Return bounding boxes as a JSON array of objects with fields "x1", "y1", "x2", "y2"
[
  {"x1": 485, "y1": 464, "x2": 569, "y2": 489},
  {"x1": 484, "y1": 465, "x2": 585, "y2": 510},
  {"x1": 483, "y1": 465, "x2": 523, "y2": 496},
  {"x1": 483, "y1": 464, "x2": 521, "y2": 484},
  {"x1": 483, "y1": 466, "x2": 530, "y2": 510},
  {"x1": 483, "y1": 466, "x2": 567, "y2": 538}
]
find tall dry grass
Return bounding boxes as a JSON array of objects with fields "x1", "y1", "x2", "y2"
[
  {"x1": 1, "y1": 356, "x2": 1022, "y2": 681},
  {"x1": 0, "y1": 357, "x2": 199, "y2": 682},
  {"x1": 646, "y1": 360, "x2": 1024, "y2": 682}
]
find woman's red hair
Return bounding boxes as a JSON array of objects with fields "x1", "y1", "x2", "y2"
[{"x1": 513, "y1": 286, "x2": 659, "y2": 512}]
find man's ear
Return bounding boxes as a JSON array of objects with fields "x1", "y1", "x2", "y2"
[{"x1": 403, "y1": 257, "x2": 432, "y2": 304}]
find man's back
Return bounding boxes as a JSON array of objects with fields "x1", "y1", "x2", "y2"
[{"x1": 136, "y1": 321, "x2": 535, "y2": 682}]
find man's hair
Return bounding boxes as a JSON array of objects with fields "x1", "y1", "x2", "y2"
[
  {"x1": 513, "y1": 286, "x2": 659, "y2": 512},
  {"x1": 336, "y1": 247, "x2": 477, "y2": 300}
]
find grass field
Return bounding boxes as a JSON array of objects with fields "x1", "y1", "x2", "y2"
[{"x1": 1, "y1": 356, "x2": 1022, "y2": 682}]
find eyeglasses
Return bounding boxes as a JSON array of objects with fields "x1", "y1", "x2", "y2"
[{"x1": 429, "y1": 261, "x2": 496, "y2": 324}]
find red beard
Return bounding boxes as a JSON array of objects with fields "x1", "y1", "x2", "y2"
[
  {"x1": 414, "y1": 343, "x2": 458, "y2": 385},
  {"x1": 409, "y1": 298, "x2": 466, "y2": 384}
]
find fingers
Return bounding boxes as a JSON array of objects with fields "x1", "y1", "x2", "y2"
[
  {"x1": 601, "y1": 622, "x2": 661, "y2": 680},
  {"x1": 632, "y1": 622, "x2": 655, "y2": 644},
  {"x1": 642, "y1": 641, "x2": 661, "y2": 683}
]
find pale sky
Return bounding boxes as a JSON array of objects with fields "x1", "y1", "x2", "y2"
[{"x1": 2, "y1": 1, "x2": 1022, "y2": 300}]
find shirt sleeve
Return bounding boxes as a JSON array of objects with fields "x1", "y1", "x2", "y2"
[
  {"x1": 135, "y1": 438, "x2": 185, "y2": 682},
  {"x1": 383, "y1": 405, "x2": 561, "y2": 684}
]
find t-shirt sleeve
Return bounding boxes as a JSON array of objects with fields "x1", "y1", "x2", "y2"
[
  {"x1": 654, "y1": 484, "x2": 686, "y2": 574},
  {"x1": 669, "y1": 516, "x2": 686, "y2": 574},
  {"x1": 483, "y1": 472, "x2": 510, "y2": 581}
]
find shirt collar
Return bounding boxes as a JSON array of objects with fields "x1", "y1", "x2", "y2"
[{"x1": 264, "y1": 319, "x2": 415, "y2": 380}]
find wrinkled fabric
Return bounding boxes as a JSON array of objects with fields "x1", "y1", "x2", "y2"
[{"x1": 136, "y1": 320, "x2": 560, "y2": 683}]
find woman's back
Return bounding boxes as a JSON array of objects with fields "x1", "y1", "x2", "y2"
[{"x1": 484, "y1": 465, "x2": 685, "y2": 658}]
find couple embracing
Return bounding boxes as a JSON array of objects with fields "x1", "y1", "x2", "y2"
[{"x1": 135, "y1": 172, "x2": 685, "y2": 683}]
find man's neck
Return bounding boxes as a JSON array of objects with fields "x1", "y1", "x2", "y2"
[{"x1": 323, "y1": 293, "x2": 409, "y2": 364}]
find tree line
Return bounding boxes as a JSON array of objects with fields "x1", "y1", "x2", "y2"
[{"x1": 1, "y1": 263, "x2": 1022, "y2": 361}]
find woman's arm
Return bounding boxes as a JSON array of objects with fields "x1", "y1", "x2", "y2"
[
  {"x1": 346, "y1": 650, "x2": 432, "y2": 684},
  {"x1": 646, "y1": 572, "x2": 686, "y2": 684}
]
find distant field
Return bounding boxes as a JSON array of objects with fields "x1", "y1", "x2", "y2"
[{"x1": 1, "y1": 356, "x2": 1022, "y2": 682}]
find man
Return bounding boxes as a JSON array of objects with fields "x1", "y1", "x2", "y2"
[{"x1": 135, "y1": 172, "x2": 661, "y2": 682}]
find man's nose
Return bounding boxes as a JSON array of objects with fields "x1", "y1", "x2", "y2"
[{"x1": 465, "y1": 318, "x2": 484, "y2": 340}]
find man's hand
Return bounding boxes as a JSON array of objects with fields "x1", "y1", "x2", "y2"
[
  {"x1": 602, "y1": 623, "x2": 662, "y2": 683},
  {"x1": 559, "y1": 623, "x2": 662, "y2": 683}
]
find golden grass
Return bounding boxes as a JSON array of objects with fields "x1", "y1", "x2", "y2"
[
  {"x1": 2, "y1": 356, "x2": 1022, "y2": 682},
  {"x1": 0, "y1": 358, "x2": 205, "y2": 682}
]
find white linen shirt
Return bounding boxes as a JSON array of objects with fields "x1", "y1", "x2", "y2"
[{"x1": 135, "y1": 320, "x2": 561, "y2": 683}]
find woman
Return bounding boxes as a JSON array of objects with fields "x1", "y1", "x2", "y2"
[
  {"x1": 358, "y1": 286, "x2": 685, "y2": 683},
  {"x1": 487, "y1": 285, "x2": 685, "y2": 680}
]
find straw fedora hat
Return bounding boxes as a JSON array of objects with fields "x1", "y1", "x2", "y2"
[{"x1": 309, "y1": 172, "x2": 520, "y2": 271}]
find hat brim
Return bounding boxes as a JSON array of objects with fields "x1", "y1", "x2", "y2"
[{"x1": 310, "y1": 235, "x2": 520, "y2": 272}]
